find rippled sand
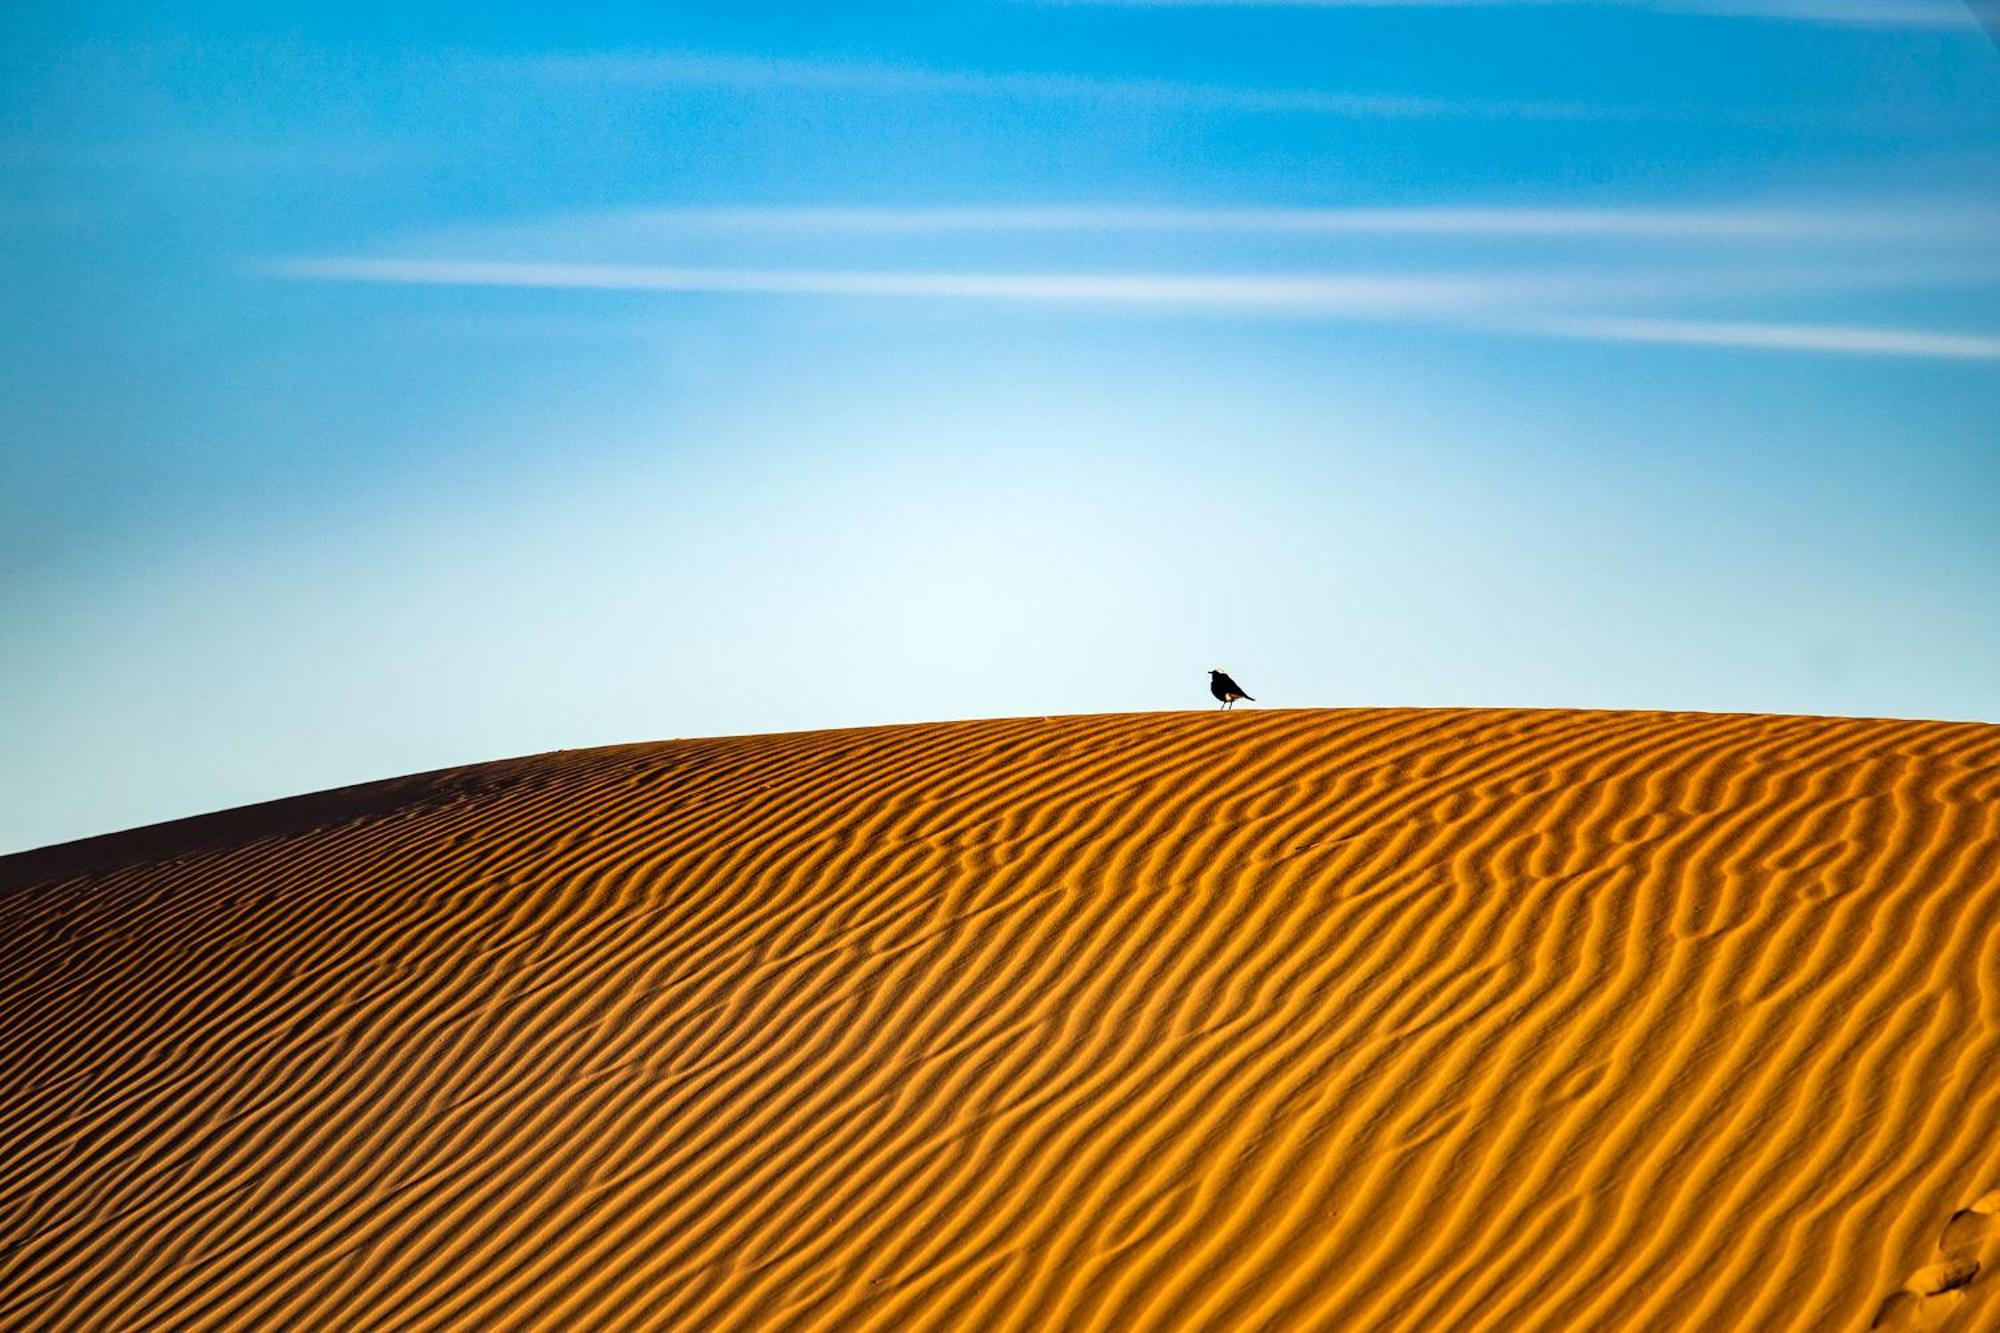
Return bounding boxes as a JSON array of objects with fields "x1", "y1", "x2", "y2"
[{"x1": 4, "y1": 708, "x2": 1997, "y2": 1331}]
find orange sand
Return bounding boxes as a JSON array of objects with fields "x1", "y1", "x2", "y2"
[{"x1": 3, "y1": 708, "x2": 1997, "y2": 1331}]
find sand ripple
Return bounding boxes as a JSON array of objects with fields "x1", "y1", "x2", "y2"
[{"x1": 3, "y1": 709, "x2": 1997, "y2": 1331}]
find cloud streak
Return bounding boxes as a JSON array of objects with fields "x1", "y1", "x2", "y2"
[
  {"x1": 267, "y1": 256, "x2": 2000, "y2": 361},
  {"x1": 267, "y1": 257, "x2": 1617, "y2": 312},
  {"x1": 521, "y1": 52, "x2": 1603, "y2": 120},
  {"x1": 1526, "y1": 315, "x2": 2000, "y2": 357},
  {"x1": 1029, "y1": 0, "x2": 1996, "y2": 29},
  {"x1": 570, "y1": 203, "x2": 1998, "y2": 242}
]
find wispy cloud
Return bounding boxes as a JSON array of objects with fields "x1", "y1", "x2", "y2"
[
  {"x1": 266, "y1": 258, "x2": 1626, "y2": 312},
  {"x1": 1028, "y1": 0, "x2": 1995, "y2": 29},
  {"x1": 519, "y1": 52, "x2": 1602, "y2": 120},
  {"x1": 266, "y1": 256, "x2": 2000, "y2": 361},
  {"x1": 1525, "y1": 315, "x2": 2000, "y2": 357},
  {"x1": 1670, "y1": 0, "x2": 1992, "y2": 26},
  {"x1": 265, "y1": 191, "x2": 2000, "y2": 364},
  {"x1": 562, "y1": 203, "x2": 1998, "y2": 242}
]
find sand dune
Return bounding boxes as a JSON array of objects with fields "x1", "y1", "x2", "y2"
[{"x1": 3, "y1": 708, "x2": 1998, "y2": 1331}]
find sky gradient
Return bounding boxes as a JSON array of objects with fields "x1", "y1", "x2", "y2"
[{"x1": 3, "y1": 1, "x2": 1997, "y2": 854}]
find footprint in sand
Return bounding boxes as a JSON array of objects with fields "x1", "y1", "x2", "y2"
[
  {"x1": 1939, "y1": 1191, "x2": 2000, "y2": 1256},
  {"x1": 1871, "y1": 1190, "x2": 1997, "y2": 1330}
]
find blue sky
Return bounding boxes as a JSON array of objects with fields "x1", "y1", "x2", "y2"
[{"x1": 3, "y1": 1, "x2": 1997, "y2": 853}]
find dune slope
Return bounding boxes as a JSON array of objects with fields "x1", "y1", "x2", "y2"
[{"x1": 3, "y1": 708, "x2": 1999, "y2": 1331}]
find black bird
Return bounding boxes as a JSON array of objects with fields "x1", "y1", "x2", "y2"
[{"x1": 1209, "y1": 668, "x2": 1253, "y2": 710}]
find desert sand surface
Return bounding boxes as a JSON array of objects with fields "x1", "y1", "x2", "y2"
[{"x1": 3, "y1": 707, "x2": 1998, "y2": 1332}]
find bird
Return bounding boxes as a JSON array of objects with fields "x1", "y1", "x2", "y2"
[{"x1": 1209, "y1": 668, "x2": 1253, "y2": 710}]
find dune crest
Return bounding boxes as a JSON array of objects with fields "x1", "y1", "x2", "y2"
[{"x1": 4, "y1": 708, "x2": 1998, "y2": 1331}]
